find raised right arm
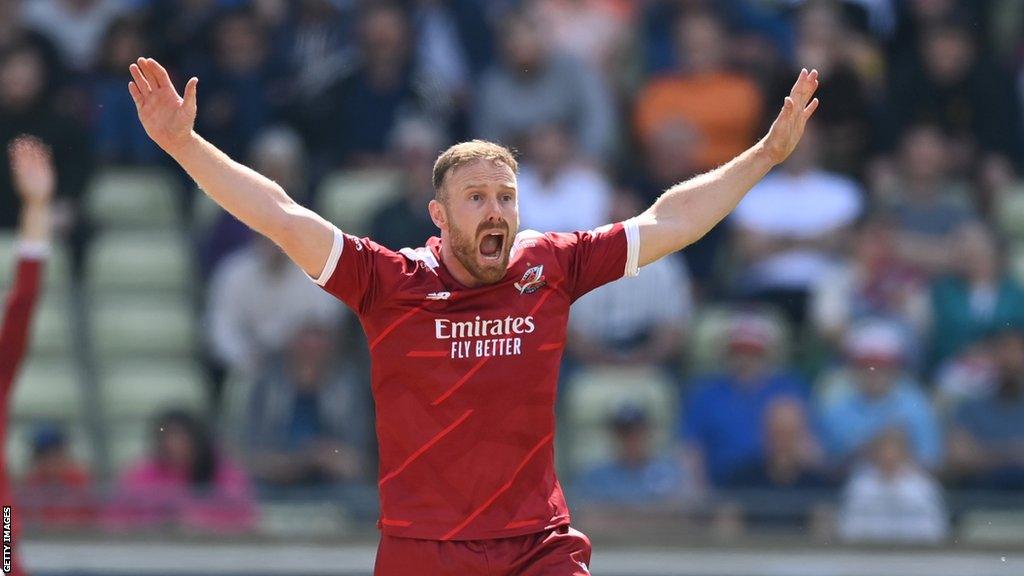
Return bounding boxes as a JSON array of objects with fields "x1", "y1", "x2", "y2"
[{"x1": 128, "y1": 57, "x2": 333, "y2": 278}]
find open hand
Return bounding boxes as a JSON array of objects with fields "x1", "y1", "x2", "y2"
[
  {"x1": 128, "y1": 57, "x2": 198, "y2": 154},
  {"x1": 763, "y1": 68, "x2": 820, "y2": 166},
  {"x1": 8, "y1": 135, "x2": 55, "y2": 205}
]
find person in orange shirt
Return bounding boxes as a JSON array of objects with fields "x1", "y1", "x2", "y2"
[{"x1": 635, "y1": 10, "x2": 764, "y2": 173}]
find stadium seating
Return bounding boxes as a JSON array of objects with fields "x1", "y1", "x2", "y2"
[
  {"x1": 563, "y1": 366, "x2": 678, "y2": 472},
  {"x1": 84, "y1": 167, "x2": 183, "y2": 229},
  {"x1": 89, "y1": 294, "x2": 195, "y2": 359},
  {"x1": 27, "y1": 294, "x2": 74, "y2": 358},
  {"x1": 316, "y1": 168, "x2": 403, "y2": 236},
  {"x1": 99, "y1": 359, "x2": 207, "y2": 419},
  {"x1": 11, "y1": 358, "x2": 82, "y2": 421},
  {"x1": 85, "y1": 230, "x2": 194, "y2": 293}
]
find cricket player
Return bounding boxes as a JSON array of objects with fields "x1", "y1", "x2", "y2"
[
  {"x1": 128, "y1": 56, "x2": 818, "y2": 575},
  {"x1": 2, "y1": 136, "x2": 55, "y2": 576}
]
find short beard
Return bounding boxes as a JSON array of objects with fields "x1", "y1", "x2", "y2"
[{"x1": 447, "y1": 210, "x2": 511, "y2": 285}]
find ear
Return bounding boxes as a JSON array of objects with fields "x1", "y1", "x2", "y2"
[{"x1": 428, "y1": 199, "x2": 447, "y2": 232}]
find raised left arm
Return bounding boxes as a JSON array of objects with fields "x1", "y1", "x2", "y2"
[
  {"x1": 0, "y1": 137, "x2": 54, "y2": 391},
  {"x1": 634, "y1": 69, "x2": 820, "y2": 267}
]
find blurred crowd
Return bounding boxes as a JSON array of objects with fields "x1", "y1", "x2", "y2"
[{"x1": 4, "y1": 0, "x2": 1024, "y2": 544}]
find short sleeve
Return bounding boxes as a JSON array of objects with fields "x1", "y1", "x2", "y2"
[
  {"x1": 306, "y1": 225, "x2": 401, "y2": 315},
  {"x1": 551, "y1": 218, "x2": 640, "y2": 302}
]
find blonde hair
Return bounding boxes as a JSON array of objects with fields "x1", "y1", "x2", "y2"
[{"x1": 432, "y1": 140, "x2": 518, "y2": 201}]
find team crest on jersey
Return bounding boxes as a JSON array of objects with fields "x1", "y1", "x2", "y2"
[{"x1": 514, "y1": 265, "x2": 546, "y2": 294}]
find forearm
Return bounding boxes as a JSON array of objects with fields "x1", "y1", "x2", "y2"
[
  {"x1": 637, "y1": 140, "x2": 775, "y2": 266},
  {"x1": 167, "y1": 133, "x2": 333, "y2": 276},
  {"x1": 169, "y1": 132, "x2": 296, "y2": 237},
  {"x1": 18, "y1": 201, "x2": 50, "y2": 246}
]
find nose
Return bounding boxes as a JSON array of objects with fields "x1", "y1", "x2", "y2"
[{"x1": 484, "y1": 196, "x2": 503, "y2": 223}]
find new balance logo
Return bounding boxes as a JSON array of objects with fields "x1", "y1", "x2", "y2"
[{"x1": 425, "y1": 291, "x2": 451, "y2": 301}]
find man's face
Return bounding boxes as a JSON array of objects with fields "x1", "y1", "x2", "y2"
[{"x1": 431, "y1": 159, "x2": 519, "y2": 285}]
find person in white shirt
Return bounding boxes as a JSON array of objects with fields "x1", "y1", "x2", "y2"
[
  {"x1": 206, "y1": 236, "x2": 345, "y2": 378},
  {"x1": 733, "y1": 126, "x2": 862, "y2": 324},
  {"x1": 515, "y1": 123, "x2": 612, "y2": 234},
  {"x1": 569, "y1": 188, "x2": 691, "y2": 368},
  {"x1": 838, "y1": 426, "x2": 948, "y2": 543}
]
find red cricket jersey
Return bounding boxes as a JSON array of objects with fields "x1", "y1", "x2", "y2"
[
  {"x1": 2, "y1": 247, "x2": 46, "y2": 576},
  {"x1": 310, "y1": 220, "x2": 640, "y2": 540}
]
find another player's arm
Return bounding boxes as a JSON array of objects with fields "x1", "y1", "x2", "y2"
[
  {"x1": 0, "y1": 136, "x2": 54, "y2": 391},
  {"x1": 633, "y1": 69, "x2": 820, "y2": 267},
  {"x1": 127, "y1": 57, "x2": 333, "y2": 277}
]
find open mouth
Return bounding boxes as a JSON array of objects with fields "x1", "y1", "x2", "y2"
[{"x1": 478, "y1": 231, "x2": 506, "y2": 261}]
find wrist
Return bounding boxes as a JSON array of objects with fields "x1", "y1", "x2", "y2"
[
  {"x1": 163, "y1": 130, "x2": 200, "y2": 158},
  {"x1": 752, "y1": 138, "x2": 780, "y2": 170}
]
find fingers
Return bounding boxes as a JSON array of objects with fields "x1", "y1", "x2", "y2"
[
  {"x1": 789, "y1": 68, "x2": 820, "y2": 108},
  {"x1": 128, "y1": 81, "x2": 144, "y2": 109},
  {"x1": 8, "y1": 135, "x2": 50, "y2": 164},
  {"x1": 129, "y1": 63, "x2": 151, "y2": 93},
  {"x1": 183, "y1": 77, "x2": 198, "y2": 113},
  {"x1": 801, "y1": 97, "x2": 820, "y2": 122},
  {"x1": 143, "y1": 57, "x2": 173, "y2": 92}
]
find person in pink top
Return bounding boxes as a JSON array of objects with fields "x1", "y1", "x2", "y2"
[{"x1": 108, "y1": 409, "x2": 257, "y2": 534}]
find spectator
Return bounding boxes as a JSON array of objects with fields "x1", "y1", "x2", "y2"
[
  {"x1": 732, "y1": 126, "x2": 863, "y2": 325},
  {"x1": 21, "y1": 0, "x2": 129, "y2": 72},
  {"x1": 575, "y1": 404, "x2": 695, "y2": 506},
  {"x1": 929, "y1": 223, "x2": 1024, "y2": 367},
  {"x1": 146, "y1": 0, "x2": 225, "y2": 72},
  {"x1": 369, "y1": 117, "x2": 445, "y2": 252},
  {"x1": 0, "y1": 42, "x2": 92, "y2": 264},
  {"x1": 568, "y1": 187, "x2": 691, "y2": 368},
  {"x1": 726, "y1": 398, "x2": 829, "y2": 491},
  {"x1": 20, "y1": 425, "x2": 94, "y2": 527},
  {"x1": 278, "y1": 0, "x2": 358, "y2": 102},
  {"x1": 198, "y1": 125, "x2": 309, "y2": 277},
  {"x1": 516, "y1": 123, "x2": 612, "y2": 233},
  {"x1": 206, "y1": 235, "x2": 345, "y2": 380},
  {"x1": 305, "y1": 3, "x2": 430, "y2": 168},
  {"x1": 947, "y1": 329, "x2": 1024, "y2": 489},
  {"x1": 887, "y1": 21, "x2": 1021, "y2": 169},
  {"x1": 108, "y1": 409, "x2": 257, "y2": 534},
  {"x1": 474, "y1": 9, "x2": 616, "y2": 162},
  {"x1": 628, "y1": 121, "x2": 724, "y2": 292},
  {"x1": 811, "y1": 214, "x2": 930, "y2": 357},
  {"x1": 934, "y1": 337, "x2": 999, "y2": 412},
  {"x1": 770, "y1": 2, "x2": 871, "y2": 174},
  {"x1": 838, "y1": 427, "x2": 948, "y2": 543},
  {"x1": 531, "y1": 0, "x2": 634, "y2": 83},
  {"x1": 190, "y1": 7, "x2": 284, "y2": 160},
  {"x1": 245, "y1": 320, "x2": 373, "y2": 490},
  {"x1": 0, "y1": 0, "x2": 64, "y2": 72},
  {"x1": 634, "y1": 10, "x2": 763, "y2": 174},
  {"x1": 817, "y1": 320, "x2": 942, "y2": 470},
  {"x1": 680, "y1": 312, "x2": 807, "y2": 487},
  {"x1": 410, "y1": 0, "x2": 494, "y2": 127},
  {"x1": 92, "y1": 17, "x2": 164, "y2": 165},
  {"x1": 874, "y1": 123, "x2": 976, "y2": 277}
]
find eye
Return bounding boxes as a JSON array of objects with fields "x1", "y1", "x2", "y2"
[
  {"x1": 469, "y1": 193, "x2": 481, "y2": 202},
  {"x1": 502, "y1": 194, "x2": 514, "y2": 203}
]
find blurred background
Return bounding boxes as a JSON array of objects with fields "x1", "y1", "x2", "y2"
[{"x1": 2, "y1": 0, "x2": 1024, "y2": 574}]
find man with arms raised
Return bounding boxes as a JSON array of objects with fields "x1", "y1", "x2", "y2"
[{"x1": 127, "y1": 57, "x2": 818, "y2": 575}]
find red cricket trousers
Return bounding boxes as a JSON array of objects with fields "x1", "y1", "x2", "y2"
[{"x1": 374, "y1": 524, "x2": 592, "y2": 575}]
